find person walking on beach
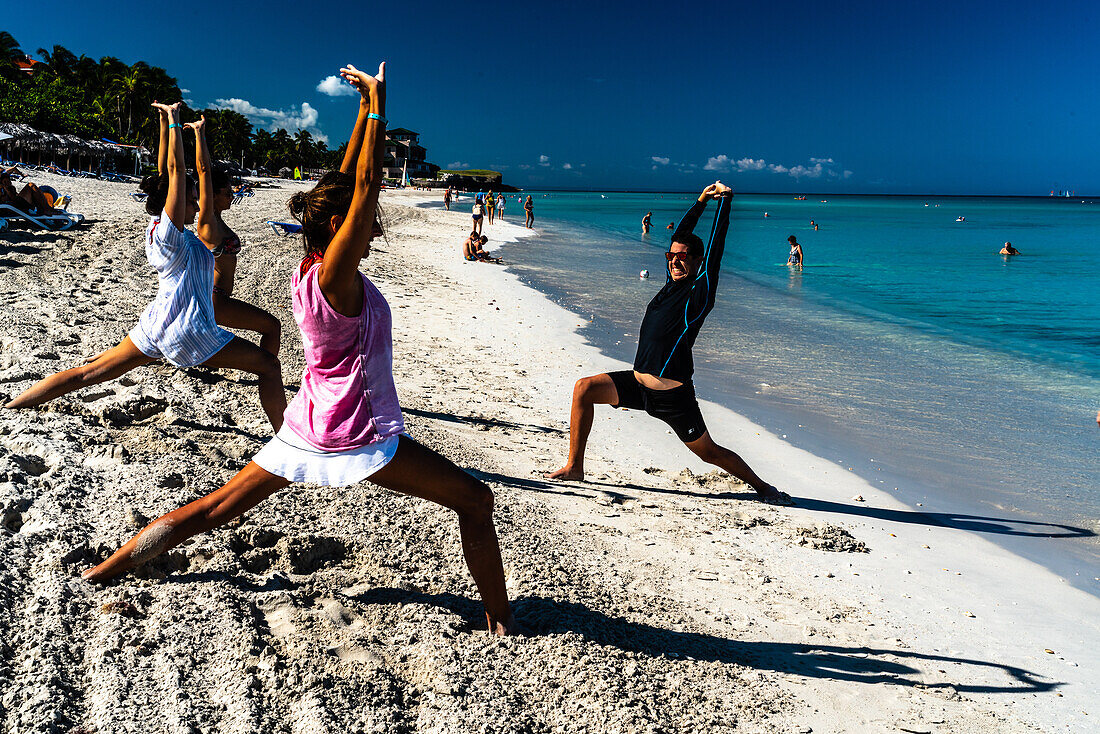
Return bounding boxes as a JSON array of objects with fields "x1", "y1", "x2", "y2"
[
  {"x1": 1000, "y1": 242, "x2": 1020, "y2": 256},
  {"x1": 496, "y1": 193, "x2": 505, "y2": 221},
  {"x1": 472, "y1": 195, "x2": 484, "y2": 235},
  {"x1": 642, "y1": 211, "x2": 652, "y2": 234},
  {"x1": 486, "y1": 190, "x2": 496, "y2": 225},
  {"x1": 5, "y1": 102, "x2": 286, "y2": 430},
  {"x1": 524, "y1": 195, "x2": 534, "y2": 228},
  {"x1": 82, "y1": 63, "x2": 515, "y2": 637},
  {"x1": 548, "y1": 182, "x2": 792, "y2": 505},
  {"x1": 787, "y1": 235, "x2": 803, "y2": 269},
  {"x1": 444, "y1": 187, "x2": 452, "y2": 211},
  {"x1": 187, "y1": 115, "x2": 282, "y2": 356}
]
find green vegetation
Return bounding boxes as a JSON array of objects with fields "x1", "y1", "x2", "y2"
[
  {"x1": 0, "y1": 31, "x2": 345, "y2": 172},
  {"x1": 439, "y1": 169, "x2": 502, "y2": 178}
]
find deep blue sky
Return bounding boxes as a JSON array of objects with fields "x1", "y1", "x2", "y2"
[{"x1": 5, "y1": 1, "x2": 1098, "y2": 193}]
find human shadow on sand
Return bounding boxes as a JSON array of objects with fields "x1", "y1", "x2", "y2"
[
  {"x1": 743, "y1": 494, "x2": 1094, "y2": 539},
  {"x1": 352, "y1": 588, "x2": 1060, "y2": 695},
  {"x1": 477, "y1": 469, "x2": 1093, "y2": 540},
  {"x1": 404, "y1": 406, "x2": 563, "y2": 435}
]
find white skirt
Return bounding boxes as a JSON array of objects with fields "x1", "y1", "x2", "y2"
[{"x1": 253, "y1": 424, "x2": 402, "y2": 486}]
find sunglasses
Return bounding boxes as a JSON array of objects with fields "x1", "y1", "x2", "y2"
[{"x1": 665, "y1": 251, "x2": 694, "y2": 262}]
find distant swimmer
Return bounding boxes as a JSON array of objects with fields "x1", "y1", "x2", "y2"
[
  {"x1": 764, "y1": 211, "x2": 769, "y2": 218},
  {"x1": 787, "y1": 235, "x2": 803, "y2": 268},
  {"x1": 666, "y1": 222, "x2": 675, "y2": 230},
  {"x1": 547, "y1": 181, "x2": 793, "y2": 506},
  {"x1": 1000, "y1": 241, "x2": 1020, "y2": 255},
  {"x1": 642, "y1": 211, "x2": 652, "y2": 234},
  {"x1": 810, "y1": 219, "x2": 818, "y2": 230},
  {"x1": 956, "y1": 216, "x2": 966, "y2": 222}
]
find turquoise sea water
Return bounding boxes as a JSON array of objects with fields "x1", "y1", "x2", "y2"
[{"x1": 478, "y1": 191, "x2": 1100, "y2": 592}]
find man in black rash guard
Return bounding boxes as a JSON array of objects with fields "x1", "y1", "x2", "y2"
[{"x1": 548, "y1": 181, "x2": 792, "y2": 505}]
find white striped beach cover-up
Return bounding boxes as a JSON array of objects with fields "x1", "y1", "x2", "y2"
[{"x1": 129, "y1": 213, "x2": 233, "y2": 367}]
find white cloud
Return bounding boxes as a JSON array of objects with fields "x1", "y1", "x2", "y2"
[
  {"x1": 704, "y1": 154, "x2": 731, "y2": 171},
  {"x1": 316, "y1": 75, "x2": 356, "y2": 97},
  {"x1": 538, "y1": 154, "x2": 550, "y2": 166},
  {"x1": 212, "y1": 98, "x2": 327, "y2": 142},
  {"x1": 447, "y1": 161, "x2": 469, "y2": 169},
  {"x1": 518, "y1": 164, "x2": 531, "y2": 170},
  {"x1": 651, "y1": 156, "x2": 670, "y2": 165},
  {"x1": 562, "y1": 162, "x2": 572, "y2": 170},
  {"x1": 702, "y1": 153, "x2": 850, "y2": 181},
  {"x1": 179, "y1": 88, "x2": 191, "y2": 94}
]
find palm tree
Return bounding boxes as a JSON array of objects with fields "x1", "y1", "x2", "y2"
[
  {"x1": 0, "y1": 31, "x2": 25, "y2": 80},
  {"x1": 109, "y1": 63, "x2": 149, "y2": 140},
  {"x1": 35, "y1": 45, "x2": 77, "y2": 81},
  {"x1": 293, "y1": 129, "x2": 315, "y2": 168}
]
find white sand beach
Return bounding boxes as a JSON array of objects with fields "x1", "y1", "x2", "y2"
[{"x1": 0, "y1": 173, "x2": 1096, "y2": 733}]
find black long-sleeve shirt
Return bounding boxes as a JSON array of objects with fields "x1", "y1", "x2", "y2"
[{"x1": 632, "y1": 195, "x2": 730, "y2": 382}]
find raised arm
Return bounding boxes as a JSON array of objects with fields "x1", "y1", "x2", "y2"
[
  {"x1": 693, "y1": 182, "x2": 732, "y2": 300},
  {"x1": 187, "y1": 115, "x2": 218, "y2": 245},
  {"x1": 156, "y1": 103, "x2": 169, "y2": 174},
  {"x1": 340, "y1": 94, "x2": 371, "y2": 174},
  {"x1": 671, "y1": 183, "x2": 718, "y2": 244},
  {"x1": 152, "y1": 101, "x2": 187, "y2": 229},
  {"x1": 319, "y1": 62, "x2": 387, "y2": 315}
]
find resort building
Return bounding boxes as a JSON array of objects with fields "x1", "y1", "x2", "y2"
[{"x1": 383, "y1": 128, "x2": 440, "y2": 182}]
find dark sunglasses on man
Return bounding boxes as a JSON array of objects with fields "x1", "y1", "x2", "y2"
[{"x1": 665, "y1": 251, "x2": 695, "y2": 262}]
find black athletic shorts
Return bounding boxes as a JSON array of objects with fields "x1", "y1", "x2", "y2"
[{"x1": 607, "y1": 370, "x2": 707, "y2": 443}]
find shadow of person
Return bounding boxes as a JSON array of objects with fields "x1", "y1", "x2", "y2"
[
  {"x1": 791, "y1": 497, "x2": 1094, "y2": 539},
  {"x1": 473, "y1": 464, "x2": 1094, "y2": 540},
  {"x1": 404, "y1": 406, "x2": 564, "y2": 436},
  {"x1": 349, "y1": 589, "x2": 1059, "y2": 695}
]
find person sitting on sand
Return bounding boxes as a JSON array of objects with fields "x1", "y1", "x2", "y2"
[
  {"x1": 524, "y1": 195, "x2": 534, "y2": 228},
  {"x1": 475, "y1": 235, "x2": 502, "y2": 263},
  {"x1": 186, "y1": 116, "x2": 282, "y2": 357},
  {"x1": 0, "y1": 170, "x2": 59, "y2": 216},
  {"x1": 548, "y1": 181, "x2": 792, "y2": 505},
  {"x1": 1000, "y1": 242, "x2": 1020, "y2": 256},
  {"x1": 81, "y1": 63, "x2": 515, "y2": 636},
  {"x1": 642, "y1": 211, "x2": 652, "y2": 234},
  {"x1": 787, "y1": 235, "x2": 803, "y2": 268},
  {"x1": 4, "y1": 101, "x2": 286, "y2": 430},
  {"x1": 463, "y1": 230, "x2": 481, "y2": 261}
]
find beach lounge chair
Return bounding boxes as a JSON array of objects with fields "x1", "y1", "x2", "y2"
[
  {"x1": 128, "y1": 192, "x2": 147, "y2": 203},
  {"x1": 266, "y1": 220, "x2": 301, "y2": 236},
  {"x1": 0, "y1": 203, "x2": 84, "y2": 231}
]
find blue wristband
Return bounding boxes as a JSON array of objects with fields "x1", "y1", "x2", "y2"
[
  {"x1": 367, "y1": 113, "x2": 387, "y2": 125},
  {"x1": 168, "y1": 123, "x2": 181, "y2": 129}
]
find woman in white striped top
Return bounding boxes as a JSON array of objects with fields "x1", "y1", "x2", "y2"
[{"x1": 5, "y1": 102, "x2": 287, "y2": 430}]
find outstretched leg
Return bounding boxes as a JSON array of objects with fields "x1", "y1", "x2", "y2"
[
  {"x1": 547, "y1": 373, "x2": 619, "y2": 481},
  {"x1": 5, "y1": 337, "x2": 155, "y2": 409},
  {"x1": 685, "y1": 431, "x2": 793, "y2": 504},
  {"x1": 83, "y1": 462, "x2": 289, "y2": 582},
  {"x1": 213, "y1": 293, "x2": 282, "y2": 356},
  {"x1": 369, "y1": 435, "x2": 514, "y2": 635},
  {"x1": 202, "y1": 336, "x2": 286, "y2": 430}
]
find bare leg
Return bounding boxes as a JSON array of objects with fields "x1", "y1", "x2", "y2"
[
  {"x1": 83, "y1": 462, "x2": 289, "y2": 582},
  {"x1": 202, "y1": 337, "x2": 286, "y2": 430},
  {"x1": 213, "y1": 293, "x2": 282, "y2": 356},
  {"x1": 547, "y1": 373, "x2": 619, "y2": 481},
  {"x1": 685, "y1": 431, "x2": 793, "y2": 504},
  {"x1": 369, "y1": 435, "x2": 514, "y2": 635},
  {"x1": 5, "y1": 337, "x2": 155, "y2": 408}
]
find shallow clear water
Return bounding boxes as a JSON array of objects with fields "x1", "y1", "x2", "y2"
[{"x1": 484, "y1": 191, "x2": 1100, "y2": 593}]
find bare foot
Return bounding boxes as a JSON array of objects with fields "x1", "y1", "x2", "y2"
[
  {"x1": 547, "y1": 465, "x2": 584, "y2": 481},
  {"x1": 756, "y1": 484, "x2": 795, "y2": 506},
  {"x1": 487, "y1": 612, "x2": 516, "y2": 637}
]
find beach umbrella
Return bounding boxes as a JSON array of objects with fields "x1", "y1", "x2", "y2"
[{"x1": 0, "y1": 132, "x2": 11, "y2": 142}]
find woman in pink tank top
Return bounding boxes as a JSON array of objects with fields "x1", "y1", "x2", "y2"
[{"x1": 82, "y1": 63, "x2": 514, "y2": 636}]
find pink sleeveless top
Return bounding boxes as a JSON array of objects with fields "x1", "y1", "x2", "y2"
[{"x1": 283, "y1": 262, "x2": 404, "y2": 451}]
